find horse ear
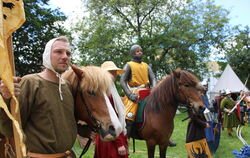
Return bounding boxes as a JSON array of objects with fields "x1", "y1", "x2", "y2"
[
  {"x1": 172, "y1": 69, "x2": 181, "y2": 79},
  {"x1": 71, "y1": 64, "x2": 85, "y2": 79}
]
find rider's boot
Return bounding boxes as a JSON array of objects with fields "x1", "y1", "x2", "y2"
[
  {"x1": 126, "y1": 119, "x2": 134, "y2": 139},
  {"x1": 168, "y1": 140, "x2": 177, "y2": 147}
]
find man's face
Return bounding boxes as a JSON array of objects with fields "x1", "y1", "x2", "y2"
[
  {"x1": 50, "y1": 40, "x2": 71, "y2": 74},
  {"x1": 133, "y1": 48, "x2": 143, "y2": 60}
]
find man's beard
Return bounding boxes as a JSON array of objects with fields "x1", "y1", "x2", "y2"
[{"x1": 133, "y1": 55, "x2": 142, "y2": 62}]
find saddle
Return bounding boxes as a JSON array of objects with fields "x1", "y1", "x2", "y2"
[{"x1": 130, "y1": 89, "x2": 150, "y2": 140}]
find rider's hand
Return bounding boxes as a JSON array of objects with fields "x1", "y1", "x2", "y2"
[
  {"x1": 0, "y1": 77, "x2": 21, "y2": 99},
  {"x1": 118, "y1": 145, "x2": 127, "y2": 156},
  {"x1": 129, "y1": 93, "x2": 138, "y2": 102}
]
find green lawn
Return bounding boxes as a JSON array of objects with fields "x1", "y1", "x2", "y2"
[{"x1": 73, "y1": 112, "x2": 250, "y2": 158}]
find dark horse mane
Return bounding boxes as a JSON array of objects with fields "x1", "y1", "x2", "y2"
[{"x1": 146, "y1": 69, "x2": 199, "y2": 112}]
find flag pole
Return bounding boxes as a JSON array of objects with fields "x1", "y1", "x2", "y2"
[{"x1": 7, "y1": 35, "x2": 24, "y2": 158}]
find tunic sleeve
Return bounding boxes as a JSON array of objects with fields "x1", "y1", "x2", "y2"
[
  {"x1": 18, "y1": 75, "x2": 38, "y2": 128},
  {"x1": 220, "y1": 98, "x2": 227, "y2": 110},
  {"x1": 188, "y1": 110, "x2": 207, "y2": 128},
  {"x1": 0, "y1": 75, "x2": 37, "y2": 137},
  {"x1": 114, "y1": 132, "x2": 126, "y2": 148}
]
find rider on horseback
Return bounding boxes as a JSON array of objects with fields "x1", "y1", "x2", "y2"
[{"x1": 120, "y1": 45, "x2": 176, "y2": 147}]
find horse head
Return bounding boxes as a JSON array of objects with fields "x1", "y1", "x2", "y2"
[
  {"x1": 63, "y1": 65, "x2": 122, "y2": 141},
  {"x1": 172, "y1": 69, "x2": 205, "y2": 114}
]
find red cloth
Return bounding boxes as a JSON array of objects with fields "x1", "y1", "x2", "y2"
[
  {"x1": 138, "y1": 89, "x2": 150, "y2": 100},
  {"x1": 94, "y1": 96, "x2": 128, "y2": 158},
  {"x1": 237, "y1": 104, "x2": 241, "y2": 121},
  {"x1": 94, "y1": 133, "x2": 128, "y2": 158}
]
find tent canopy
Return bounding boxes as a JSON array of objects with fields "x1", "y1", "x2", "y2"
[{"x1": 211, "y1": 64, "x2": 249, "y2": 93}]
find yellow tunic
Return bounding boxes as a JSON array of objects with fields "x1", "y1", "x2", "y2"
[{"x1": 124, "y1": 61, "x2": 149, "y2": 121}]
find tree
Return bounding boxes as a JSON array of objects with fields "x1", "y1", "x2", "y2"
[
  {"x1": 74, "y1": 0, "x2": 231, "y2": 79},
  {"x1": 224, "y1": 26, "x2": 250, "y2": 88},
  {"x1": 13, "y1": 0, "x2": 68, "y2": 76}
]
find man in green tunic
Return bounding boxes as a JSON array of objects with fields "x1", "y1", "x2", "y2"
[
  {"x1": 220, "y1": 89, "x2": 240, "y2": 136},
  {"x1": 0, "y1": 36, "x2": 77, "y2": 157}
]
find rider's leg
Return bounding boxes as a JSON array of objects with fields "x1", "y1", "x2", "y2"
[{"x1": 126, "y1": 119, "x2": 134, "y2": 139}]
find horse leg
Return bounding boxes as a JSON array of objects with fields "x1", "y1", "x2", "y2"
[
  {"x1": 146, "y1": 140, "x2": 156, "y2": 158},
  {"x1": 159, "y1": 144, "x2": 168, "y2": 158}
]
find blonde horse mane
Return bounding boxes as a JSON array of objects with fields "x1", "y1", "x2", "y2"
[{"x1": 63, "y1": 66, "x2": 113, "y2": 95}]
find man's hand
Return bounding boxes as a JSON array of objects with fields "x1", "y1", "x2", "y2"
[
  {"x1": 129, "y1": 93, "x2": 138, "y2": 102},
  {"x1": 118, "y1": 145, "x2": 127, "y2": 156},
  {"x1": 89, "y1": 131, "x2": 97, "y2": 140},
  {"x1": 0, "y1": 77, "x2": 21, "y2": 99}
]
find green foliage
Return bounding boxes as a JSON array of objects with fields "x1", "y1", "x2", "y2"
[
  {"x1": 74, "y1": 0, "x2": 231, "y2": 79},
  {"x1": 224, "y1": 26, "x2": 250, "y2": 89},
  {"x1": 12, "y1": 0, "x2": 68, "y2": 76}
]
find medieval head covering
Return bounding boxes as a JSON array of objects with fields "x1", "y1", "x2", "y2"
[
  {"x1": 43, "y1": 37, "x2": 69, "y2": 100},
  {"x1": 130, "y1": 45, "x2": 143, "y2": 62}
]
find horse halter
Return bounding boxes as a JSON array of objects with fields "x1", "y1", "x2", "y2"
[
  {"x1": 172, "y1": 75, "x2": 198, "y2": 111},
  {"x1": 74, "y1": 80, "x2": 102, "y2": 132},
  {"x1": 172, "y1": 75, "x2": 189, "y2": 104}
]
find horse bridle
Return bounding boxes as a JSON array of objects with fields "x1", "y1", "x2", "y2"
[
  {"x1": 73, "y1": 80, "x2": 101, "y2": 157},
  {"x1": 172, "y1": 75, "x2": 190, "y2": 105},
  {"x1": 74, "y1": 80, "x2": 102, "y2": 132},
  {"x1": 172, "y1": 74, "x2": 198, "y2": 112}
]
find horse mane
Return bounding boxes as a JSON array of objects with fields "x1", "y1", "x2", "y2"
[
  {"x1": 146, "y1": 69, "x2": 199, "y2": 112},
  {"x1": 63, "y1": 66, "x2": 113, "y2": 95}
]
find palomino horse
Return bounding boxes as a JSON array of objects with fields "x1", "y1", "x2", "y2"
[
  {"x1": 63, "y1": 65, "x2": 122, "y2": 141},
  {"x1": 136, "y1": 69, "x2": 205, "y2": 158}
]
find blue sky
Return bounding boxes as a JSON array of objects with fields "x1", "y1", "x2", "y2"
[
  {"x1": 214, "y1": 0, "x2": 250, "y2": 27},
  {"x1": 49, "y1": 0, "x2": 250, "y2": 27}
]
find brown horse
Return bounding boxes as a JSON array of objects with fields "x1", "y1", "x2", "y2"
[
  {"x1": 136, "y1": 69, "x2": 205, "y2": 158},
  {"x1": 63, "y1": 65, "x2": 122, "y2": 141}
]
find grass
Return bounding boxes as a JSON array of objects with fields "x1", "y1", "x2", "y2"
[{"x1": 73, "y1": 111, "x2": 250, "y2": 158}]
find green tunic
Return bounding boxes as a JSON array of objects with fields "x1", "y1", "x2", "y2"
[
  {"x1": 0, "y1": 74, "x2": 77, "y2": 154},
  {"x1": 220, "y1": 97, "x2": 240, "y2": 128}
]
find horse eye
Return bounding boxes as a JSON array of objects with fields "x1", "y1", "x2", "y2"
[
  {"x1": 87, "y1": 91, "x2": 95, "y2": 96},
  {"x1": 184, "y1": 84, "x2": 189, "y2": 87}
]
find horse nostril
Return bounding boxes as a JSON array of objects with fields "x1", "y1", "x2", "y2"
[{"x1": 109, "y1": 125, "x2": 116, "y2": 137}]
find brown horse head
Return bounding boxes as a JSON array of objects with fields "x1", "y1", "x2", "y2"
[
  {"x1": 148, "y1": 69, "x2": 205, "y2": 115},
  {"x1": 63, "y1": 65, "x2": 122, "y2": 141},
  {"x1": 172, "y1": 69, "x2": 205, "y2": 114}
]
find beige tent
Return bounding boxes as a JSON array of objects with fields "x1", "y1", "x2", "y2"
[{"x1": 211, "y1": 64, "x2": 249, "y2": 94}]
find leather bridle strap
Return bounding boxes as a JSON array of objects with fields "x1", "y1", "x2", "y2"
[
  {"x1": 74, "y1": 80, "x2": 101, "y2": 132},
  {"x1": 73, "y1": 80, "x2": 99, "y2": 157},
  {"x1": 79, "y1": 138, "x2": 92, "y2": 158}
]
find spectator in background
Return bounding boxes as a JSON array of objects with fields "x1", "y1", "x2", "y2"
[
  {"x1": 94, "y1": 61, "x2": 128, "y2": 158},
  {"x1": 201, "y1": 81, "x2": 210, "y2": 109},
  {"x1": 220, "y1": 89, "x2": 240, "y2": 136},
  {"x1": 237, "y1": 90, "x2": 247, "y2": 125},
  {"x1": 185, "y1": 107, "x2": 211, "y2": 157}
]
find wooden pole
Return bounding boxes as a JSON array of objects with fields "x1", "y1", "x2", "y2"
[{"x1": 6, "y1": 36, "x2": 24, "y2": 158}]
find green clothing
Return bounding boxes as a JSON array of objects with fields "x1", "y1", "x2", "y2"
[
  {"x1": 220, "y1": 97, "x2": 240, "y2": 128},
  {"x1": 0, "y1": 74, "x2": 77, "y2": 154}
]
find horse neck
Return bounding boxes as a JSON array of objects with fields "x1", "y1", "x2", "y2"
[{"x1": 146, "y1": 75, "x2": 178, "y2": 115}]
